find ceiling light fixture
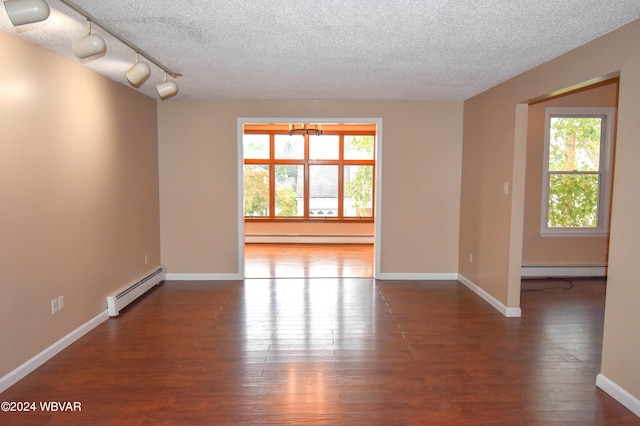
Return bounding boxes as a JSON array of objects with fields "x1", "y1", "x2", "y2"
[
  {"x1": 126, "y1": 52, "x2": 151, "y2": 87},
  {"x1": 156, "y1": 72, "x2": 178, "y2": 100},
  {"x1": 3, "y1": 0, "x2": 50, "y2": 26},
  {"x1": 289, "y1": 124, "x2": 323, "y2": 136},
  {"x1": 72, "y1": 20, "x2": 106, "y2": 59}
]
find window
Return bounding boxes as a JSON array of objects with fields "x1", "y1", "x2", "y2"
[
  {"x1": 243, "y1": 124, "x2": 375, "y2": 221},
  {"x1": 541, "y1": 107, "x2": 615, "y2": 236}
]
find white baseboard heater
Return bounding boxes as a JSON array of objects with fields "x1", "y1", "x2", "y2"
[
  {"x1": 107, "y1": 266, "x2": 165, "y2": 316},
  {"x1": 521, "y1": 264, "x2": 607, "y2": 278}
]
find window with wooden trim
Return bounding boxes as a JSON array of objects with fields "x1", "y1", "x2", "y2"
[
  {"x1": 243, "y1": 124, "x2": 375, "y2": 221},
  {"x1": 541, "y1": 107, "x2": 615, "y2": 237}
]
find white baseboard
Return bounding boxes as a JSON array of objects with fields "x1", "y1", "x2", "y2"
[
  {"x1": 165, "y1": 273, "x2": 243, "y2": 281},
  {"x1": 521, "y1": 264, "x2": 607, "y2": 278},
  {"x1": 376, "y1": 272, "x2": 458, "y2": 281},
  {"x1": 596, "y1": 374, "x2": 640, "y2": 417},
  {"x1": 0, "y1": 310, "x2": 109, "y2": 393},
  {"x1": 245, "y1": 234, "x2": 374, "y2": 244},
  {"x1": 457, "y1": 274, "x2": 522, "y2": 318}
]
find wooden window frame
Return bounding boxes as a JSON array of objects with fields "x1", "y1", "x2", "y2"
[{"x1": 243, "y1": 125, "x2": 375, "y2": 223}]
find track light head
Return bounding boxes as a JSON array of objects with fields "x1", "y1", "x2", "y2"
[
  {"x1": 4, "y1": 0, "x2": 50, "y2": 26},
  {"x1": 156, "y1": 81, "x2": 178, "y2": 100},
  {"x1": 72, "y1": 21, "x2": 106, "y2": 59},
  {"x1": 156, "y1": 73, "x2": 178, "y2": 100},
  {"x1": 126, "y1": 53, "x2": 151, "y2": 87},
  {"x1": 72, "y1": 33, "x2": 106, "y2": 59}
]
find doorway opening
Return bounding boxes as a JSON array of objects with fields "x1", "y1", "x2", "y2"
[
  {"x1": 515, "y1": 77, "x2": 619, "y2": 312},
  {"x1": 237, "y1": 118, "x2": 383, "y2": 279}
]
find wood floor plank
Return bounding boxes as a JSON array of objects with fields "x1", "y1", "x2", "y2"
[{"x1": 0, "y1": 250, "x2": 637, "y2": 424}]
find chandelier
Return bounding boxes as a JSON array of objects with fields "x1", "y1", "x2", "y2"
[{"x1": 288, "y1": 124, "x2": 323, "y2": 136}]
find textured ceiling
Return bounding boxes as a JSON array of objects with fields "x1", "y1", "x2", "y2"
[{"x1": 1, "y1": 1, "x2": 639, "y2": 101}]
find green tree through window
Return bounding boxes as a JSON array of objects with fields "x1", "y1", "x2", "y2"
[
  {"x1": 244, "y1": 165, "x2": 269, "y2": 216},
  {"x1": 344, "y1": 135, "x2": 374, "y2": 217},
  {"x1": 548, "y1": 117, "x2": 601, "y2": 227}
]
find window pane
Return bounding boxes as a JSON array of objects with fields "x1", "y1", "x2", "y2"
[
  {"x1": 548, "y1": 173, "x2": 599, "y2": 227},
  {"x1": 344, "y1": 135, "x2": 374, "y2": 160},
  {"x1": 275, "y1": 134, "x2": 304, "y2": 159},
  {"x1": 309, "y1": 165, "x2": 338, "y2": 217},
  {"x1": 309, "y1": 135, "x2": 339, "y2": 160},
  {"x1": 244, "y1": 164, "x2": 269, "y2": 216},
  {"x1": 243, "y1": 134, "x2": 270, "y2": 159},
  {"x1": 275, "y1": 165, "x2": 304, "y2": 216},
  {"x1": 549, "y1": 117, "x2": 601, "y2": 172},
  {"x1": 344, "y1": 165, "x2": 373, "y2": 217}
]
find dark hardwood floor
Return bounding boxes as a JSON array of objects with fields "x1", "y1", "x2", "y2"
[{"x1": 1, "y1": 246, "x2": 637, "y2": 424}]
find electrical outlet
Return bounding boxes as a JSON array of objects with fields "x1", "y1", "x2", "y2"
[
  {"x1": 144, "y1": 254, "x2": 148, "y2": 265},
  {"x1": 51, "y1": 298, "x2": 59, "y2": 315},
  {"x1": 469, "y1": 254, "x2": 473, "y2": 263},
  {"x1": 58, "y1": 296, "x2": 64, "y2": 311}
]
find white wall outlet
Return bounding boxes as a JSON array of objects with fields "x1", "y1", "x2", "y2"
[
  {"x1": 57, "y1": 296, "x2": 64, "y2": 311},
  {"x1": 51, "y1": 298, "x2": 59, "y2": 315},
  {"x1": 503, "y1": 182, "x2": 509, "y2": 195},
  {"x1": 144, "y1": 254, "x2": 148, "y2": 265},
  {"x1": 469, "y1": 253, "x2": 473, "y2": 263}
]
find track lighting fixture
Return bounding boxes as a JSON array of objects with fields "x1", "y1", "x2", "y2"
[
  {"x1": 7, "y1": 0, "x2": 181, "y2": 99},
  {"x1": 3, "y1": 0, "x2": 50, "y2": 26},
  {"x1": 72, "y1": 20, "x2": 106, "y2": 59},
  {"x1": 156, "y1": 72, "x2": 178, "y2": 100},
  {"x1": 126, "y1": 52, "x2": 151, "y2": 87}
]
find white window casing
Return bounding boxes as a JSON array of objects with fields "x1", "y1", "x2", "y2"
[{"x1": 540, "y1": 107, "x2": 616, "y2": 237}]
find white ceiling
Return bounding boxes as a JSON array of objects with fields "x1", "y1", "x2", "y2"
[{"x1": 2, "y1": 1, "x2": 639, "y2": 101}]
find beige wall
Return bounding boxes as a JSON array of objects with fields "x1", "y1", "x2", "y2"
[
  {"x1": 459, "y1": 20, "x2": 640, "y2": 400},
  {"x1": 601, "y1": 23, "x2": 640, "y2": 402},
  {"x1": 0, "y1": 31, "x2": 160, "y2": 377},
  {"x1": 522, "y1": 81, "x2": 618, "y2": 266},
  {"x1": 158, "y1": 101, "x2": 463, "y2": 275}
]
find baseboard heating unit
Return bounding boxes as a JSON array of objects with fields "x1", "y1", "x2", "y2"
[
  {"x1": 107, "y1": 266, "x2": 165, "y2": 316},
  {"x1": 521, "y1": 264, "x2": 607, "y2": 278}
]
